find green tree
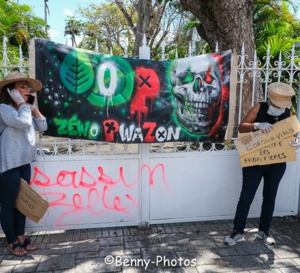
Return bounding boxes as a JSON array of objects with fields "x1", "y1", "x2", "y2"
[
  {"x1": 254, "y1": 0, "x2": 300, "y2": 58},
  {"x1": 78, "y1": 2, "x2": 132, "y2": 55},
  {"x1": 64, "y1": 16, "x2": 85, "y2": 47},
  {"x1": 112, "y1": 0, "x2": 191, "y2": 58},
  {"x1": 0, "y1": 0, "x2": 48, "y2": 64},
  {"x1": 251, "y1": 1, "x2": 300, "y2": 111},
  {"x1": 0, "y1": 0, "x2": 48, "y2": 46},
  {"x1": 77, "y1": 0, "x2": 191, "y2": 59}
]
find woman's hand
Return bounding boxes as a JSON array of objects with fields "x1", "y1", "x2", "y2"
[
  {"x1": 7, "y1": 88, "x2": 25, "y2": 105},
  {"x1": 289, "y1": 141, "x2": 300, "y2": 149},
  {"x1": 254, "y1": 122, "x2": 275, "y2": 134},
  {"x1": 27, "y1": 103, "x2": 36, "y2": 111}
]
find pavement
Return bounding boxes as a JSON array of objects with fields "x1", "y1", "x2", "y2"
[{"x1": 0, "y1": 216, "x2": 300, "y2": 273}]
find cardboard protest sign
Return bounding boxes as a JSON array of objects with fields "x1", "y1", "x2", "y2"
[
  {"x1": 239, "y1": 135, "x2": 296, "y2": 167},
  {"x1": 235, "y1": 115, "x2": 300, "y2": 167},
  {"x1": 15, "y1": 179, "x2": 49, "y2": 223},
  {"x1": 234, "y1": 115, "x2": 300, "y2": 157}
]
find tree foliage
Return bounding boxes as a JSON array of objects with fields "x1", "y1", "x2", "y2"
[
  {"x1": 64, "y1": 16, "x2": 86, "y2": 47},
  {"x1": 0, "y1": 0, "x2": 48, "y2": 64},
  {"x1": 254, "y1": 0, "x2": 300, "y2": 58},
  {"x1": 77, "y1": 0, "x2": 193, "y2": 59},
  {"x1": 77, "y1": 2, "x2": 133, "y2": 55},
  {"x1": 0, "y1": 0, "x2": 48, "y2": 46}
]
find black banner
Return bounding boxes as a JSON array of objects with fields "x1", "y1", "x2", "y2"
[{"x1": 33, "y1": 38, "x2": 235, "y2": 143}]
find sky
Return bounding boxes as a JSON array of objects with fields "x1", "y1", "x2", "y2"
[{"x1": 18, "y1": 0, "x2": 103, "y2": 45}]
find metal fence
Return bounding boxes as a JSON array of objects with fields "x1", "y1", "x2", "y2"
[{"x1": 1, "y1": 37, "x2": 300, "y2": 155}]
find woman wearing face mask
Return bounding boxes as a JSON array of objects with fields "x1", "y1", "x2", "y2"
[{"x1": 224, "y1": 82, "x2": 297, "y2": 246}]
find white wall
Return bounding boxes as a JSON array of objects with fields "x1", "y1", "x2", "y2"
[{"x1": 20, "y1": 150, "x2": 300, "y2": 232}]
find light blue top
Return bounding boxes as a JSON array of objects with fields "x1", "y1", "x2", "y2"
[{"x1": 0, "y1": 103, "x2": 47, "y2": 173}]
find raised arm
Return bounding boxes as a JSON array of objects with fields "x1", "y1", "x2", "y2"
[{"x1": 238, "y1": 102, "x2": 261, "y2": 133}]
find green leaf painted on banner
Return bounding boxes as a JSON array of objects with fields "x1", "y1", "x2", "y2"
[{"x1": 60, "y1": 49, "x2": 94, "y2": 94}]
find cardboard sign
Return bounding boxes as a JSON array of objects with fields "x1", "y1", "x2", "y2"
[
  {"x1": 239, "y1": 135, "x2": 296, "y2": 167},
  {"x1": 15, "y1": 179, "x2": 49, "y2": 223},
  {"x1": 234, "y1": 115, "x2": 300, "y2": 157}
]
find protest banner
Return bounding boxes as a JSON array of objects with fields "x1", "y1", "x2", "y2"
[
  {"x1": 234, "y1": 115, "x2": 300, "y2": 157},
  {"x1": 239, "y1": 135, "x2": 296, "y2": 167},
  {"x1": 32, "y1": 38, "x2": 238, "y2": 143}
]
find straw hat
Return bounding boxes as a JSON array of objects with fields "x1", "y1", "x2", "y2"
[
  {"x1": 0, "y1": 71, "x2": 42, "y2": 93},
  {"x1": 267, "y1": 82, "x2": 295, "y2": 108}
]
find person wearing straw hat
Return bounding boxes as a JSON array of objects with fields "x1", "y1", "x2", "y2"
[
  {"x1": 224, "y1": 82, "x2": 299, "y2": 246},
  {"x1": 0, "y1": 71, "x2": 47, "y2": 256}
]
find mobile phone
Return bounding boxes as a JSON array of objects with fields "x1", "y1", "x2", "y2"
[{"x1": 27, "y1": 94, "x2": 35, "y2": 105}]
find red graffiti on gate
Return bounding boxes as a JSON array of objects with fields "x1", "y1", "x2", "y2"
[{"x1": 30, "y1": 164, "x2": 169, "y2": 226}]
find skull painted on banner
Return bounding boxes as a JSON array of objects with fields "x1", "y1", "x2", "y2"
[{"x1": 170, "y1": 54, "x2": 222, "y2": 134}]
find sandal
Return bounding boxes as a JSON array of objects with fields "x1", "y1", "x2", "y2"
[
  {"x1": 22, "y1": 237, "x2": 37, "y2": 251},
  {"x1": 7, "y1": 242, "x2": 27, "y2": 257}
]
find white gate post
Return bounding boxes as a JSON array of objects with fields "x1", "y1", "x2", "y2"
[
  {"x1": 138, "y1": 34, "x2": 151, "y2": 228},
  {"x1": 139, "y1": 34, "x2": 150, "y2": 60}
]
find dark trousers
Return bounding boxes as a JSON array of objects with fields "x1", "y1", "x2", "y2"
[
  {"x1": 0, "y1": 164, "x2": 31, "y2": 244},
  {"x1": 233, "y1": 163, "x2": 286, "y2": 234}
]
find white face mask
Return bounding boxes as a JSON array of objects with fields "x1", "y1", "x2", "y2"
[{"x1": 267, "y1": 104, "x2": 285, "y2": 116}]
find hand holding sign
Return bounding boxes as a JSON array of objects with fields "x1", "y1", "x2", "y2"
[
  {"x1": 289, "y1": 140, "x2": 300, "y2": 149},
  {"x1": 254, "y1": 122, "x2": 275, "y2": 134}
]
